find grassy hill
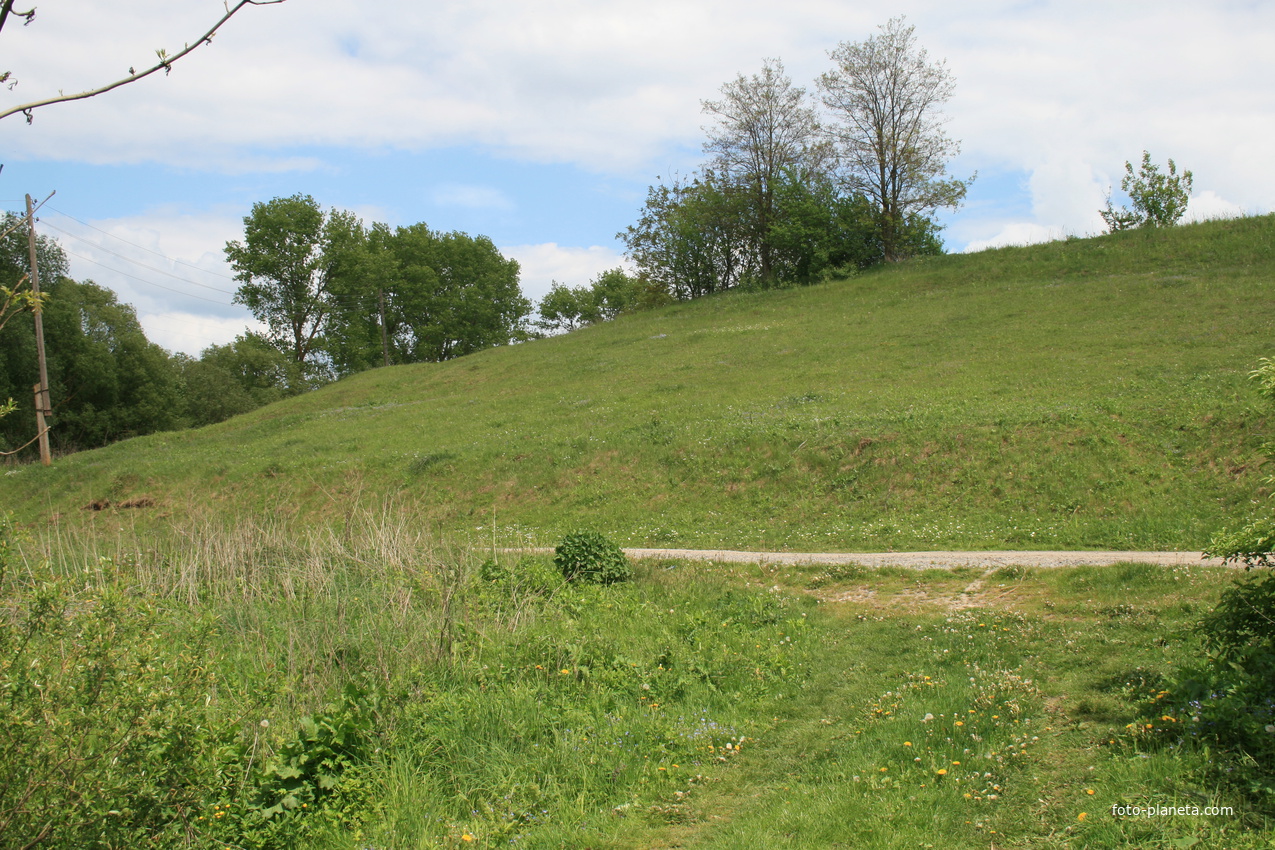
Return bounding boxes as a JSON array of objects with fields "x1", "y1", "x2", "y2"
[{"x1": 4, "y1": 215, "x2": 1274, "y2": 551}]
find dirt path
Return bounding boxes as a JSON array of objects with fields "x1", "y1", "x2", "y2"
[{"x1": 503, "y1": 547, "x2": 1227, "y2": 569}]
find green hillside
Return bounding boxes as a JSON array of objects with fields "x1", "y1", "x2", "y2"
[{"x1": 4, "y1": 216, "x2": 1273, "y2": 550}]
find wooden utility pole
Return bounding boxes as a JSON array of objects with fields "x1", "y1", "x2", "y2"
[{"x1": 25, "y1": 194, "x2": 52, "y2": 466}]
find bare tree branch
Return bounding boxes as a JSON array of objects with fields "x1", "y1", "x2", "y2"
[{"x1": 0, "y1": 0, "x2": 286, "y2": 123}]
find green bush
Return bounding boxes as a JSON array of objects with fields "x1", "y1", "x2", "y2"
[
  {"x1": 1151, "y1": 570, "x2": 1275, "y2": 806},
  {"x1": 553, "y1": 531, "x2": 632, "y2": 585},
  {"x1": 0, "y1": 528, "x2": 224, "y2": 847}
]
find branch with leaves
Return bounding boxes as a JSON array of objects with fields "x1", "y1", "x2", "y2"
[{"x1": 0, "y1": 0, "x2": 286, "y2": 123}]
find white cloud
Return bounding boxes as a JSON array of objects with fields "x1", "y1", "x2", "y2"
[
  {"x1": 501, "y1": 242, "x2": 630, "y2": 302},
  {"x1": 1184, "y1": 191, "x2": 1246, "y2": 224},
  {"x1": 39, "y1": 207, "x2": 257, "y2": 353},
  {"x1": 139, "y1": 311, "x2": 264, "y2": 356},
  {"x1": 963, "y1": 223, "x2": 1072, "y2": 253}
]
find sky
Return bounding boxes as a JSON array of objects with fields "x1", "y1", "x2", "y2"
[{"x1": 1, "y1": 0, "x2": 1271, "y2": 355}]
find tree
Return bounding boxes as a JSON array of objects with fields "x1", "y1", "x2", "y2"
[
  {"x1": 588, "y1": 267, "x2": 644, "y2": 320},
  {"x1": 620, "y1": 172, "x2": 756, "y2": 299},
  {"x1": 0, "y1": 275, "x2": 183, "y2": 451},
  {"x1": 701, "y1": 58, "x2": 829, "y2": 285},
  {"x1": 0, "y1": 0, "x2": 287, "y2": 123},
  {"x1": 1099, "y1": 151, "x2": 1194, "y2": 232},
  {"x1": 817, "y1": 17, "x2": 972, "y2": 262},
  {"x1": 177, "y1": 332, "x2": 301, "y2": 427},
  {"x1": 225, "y1": 194, "x2": 364, "y2": 381},
  {"x1": 535, "y1": 268, "x2": 646, "y2": 334},
  {"x1": 0, "y1": 209, "x2": 61, "y2": 431},
  {"x1": 386, "y1": 226, "x2": 528, "y2": 363},
  {"x1": 536, "y1": 282, "x2": 590, "y2": 333}
]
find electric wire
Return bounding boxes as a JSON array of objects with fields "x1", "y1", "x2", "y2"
[
  {"x1": 45, "y1": 206, "x2": 239, "y2": 281},
  {"x1": 39, "y1": 219, "x2": 238, "y2": 295},
  {"x1": 62, "y1": 248, "x2": 235, "y2": 306}
]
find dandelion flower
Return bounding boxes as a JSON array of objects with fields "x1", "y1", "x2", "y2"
[
  {"x1": 462, "y1": 834, "x2": 475, "y2": 843},
  {"x1": 1086, "y1": 789, "x2": 1095, "y2": 795},
  {"x1": 936, "y1": 768, "x2": 948, "y2": 776},
  {"x1": 904, "y1": 741, "x2": 912, "y2": 747},
  {"x1": 1078, "y1": 812, "x2": 1087, "y2": 821}
]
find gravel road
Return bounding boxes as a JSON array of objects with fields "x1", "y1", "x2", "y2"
[{"x1": 503, "y1": 548, "x2": 1227, "y2": 569}]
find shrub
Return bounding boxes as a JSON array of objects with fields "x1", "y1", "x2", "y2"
[
  {"x1": 0, "y1": 525, "x2": 225, "y2": 847},
  {"x1": 1154, "y1": 571, "x2": 1275, "y2": 805},
  {"x1": 553, "y1": 531, "x2": 632, "y2": 585}
]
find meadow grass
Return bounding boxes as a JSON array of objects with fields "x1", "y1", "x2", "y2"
[
  {"x1": 6, "y1": 513, "x2": 1270, "y2": 848},
  {"x1": 3, "y1": 215, "x2": 1274, "y2": 551}
]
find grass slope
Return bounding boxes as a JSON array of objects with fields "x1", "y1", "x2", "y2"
[{"x1": 4, "y1": 216, "x2": 1274, "y2": 550}]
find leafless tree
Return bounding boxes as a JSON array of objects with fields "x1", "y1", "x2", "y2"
[
  {"x1": 702, "y1": 58, "x2": 830, "y2": 284},
  {"x1": 817, "y1": 17, "x2": 972, "y2": 262},
  {"x1": 0, "y1": 0, "x2": 286, "y2": 123}
]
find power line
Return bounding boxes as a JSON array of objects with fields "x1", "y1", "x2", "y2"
[
  {"x1": 39, "y1": 220, "x2": 239, "y2": 296},
  {"x1": 37, "y1": 221, "x2": 239, "y2": 298},
  {"x1": 62, "y1": 249, "x2": 235, "y2": 306},
  {"x1": 45, "y1": 206, "x2": 240, "y2": 282}
]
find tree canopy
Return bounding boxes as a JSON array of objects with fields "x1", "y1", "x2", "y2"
[
  {"x1": 817, "y1": 17, "x2": 972, "y2": 262},
  {"x1": 621, "y1": 21, "x2": 963, "y2": 299},
  {"x1": 227, "y1": 196, "x2": 531, "y2": 380},
  {"x1": 1100, "y1": 152, "x2": 1194, "y2": 232}
]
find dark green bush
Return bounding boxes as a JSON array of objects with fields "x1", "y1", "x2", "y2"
[
  {"x1": 1151, "y1": 570, "x2": 1275, "y2": 807},
  {"x1": 553, "y1": 531, "x2": 632, "y2": 585}
]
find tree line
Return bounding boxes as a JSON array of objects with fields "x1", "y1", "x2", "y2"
[
  {"x1": 226, "y1": 193, "x2": 532, "y2": 384},
  {"x1": 619, "y1": 17, "x2": 972, "y2": 298},
  {"x1": 0, "y1": 198, "x2": 535, "y2": 455},
  {"x1": 0, "y1": 212, "x2": 300, "y2": 451}
]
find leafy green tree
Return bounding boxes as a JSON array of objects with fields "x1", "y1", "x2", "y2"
[
  {"x1": 587, "y1": 267, "x2": 644, "y2": 320},
  {"x1": 621, "y1": 167, "x2": 896, "y2": 299},
  {"x1": 817, "y1": 17, "x2": 972, "y2": 262},
  {"x1": 701, "y1": 58, "x2": 830, "y2": 286},
  {"x1": 225, "y1": 194, "x2": 364, "y2": 381},
  {"x1": 323, "y1": 221, "x2": 397, "y2": 375},
  {"x1": 537, "y1": 282, "x2": 590, "y2": 333},
  {"x1": 621, "y1": 172, "x2": 756, "y2": 299},
  {"x1": 535, "y1": 269, "x2": 646, "y2": 334},
  {"x1": 0, "y1": 276, "x2": 182, "y2": 451},
  {"x1": 390, "y1": 227, "x2": 528, "y2": 362},
  {"x1": 200, "y1": 332, "x2": 301, "y2": 402},
  {"x1": 1100, "y1": 151, "x2": 1194, "y2": 232},
  {"x1": 39, "y1": 278, "x2": 182, "y2": 448},
  {"x1": 178, "y1": 332, "x2": 301, "y2": 427}
]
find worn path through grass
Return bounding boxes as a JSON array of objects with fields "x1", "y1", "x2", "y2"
[{"x1": 602, "y1": 559, "x2": 1271, "y2": 849}]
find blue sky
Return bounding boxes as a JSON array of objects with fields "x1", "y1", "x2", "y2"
[{"x1": 2, "y1": 0, "x2": 1271, "y2": 354}]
